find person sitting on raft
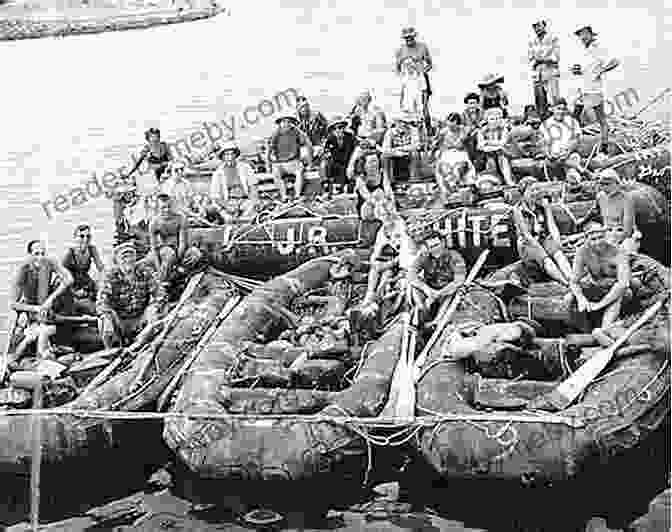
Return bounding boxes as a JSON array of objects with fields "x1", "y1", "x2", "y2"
[
  {"x1": 147, "y1": 194, "x2": 202, "y2": 304},
  {"x1": 320, "y1": 115, "x2": 358, "y2": 195},
  {"x1": 382, "y1": 114, "x2": 422, "y2": 182},
  {"x1": 266, "y1": 115, "x2": 313, "y2": 201},
  {"x1": 9, "y1": 239, "x2": 74, "y2": 363},
  {"x1": 577, "y1": 169, "x2": 641, "y2": 253},
  {"x1": 510, "y1": 109, "x2": 545, "y2": 159},
  {"x1": 539, "y1": 98, "x2": 592, "y2": 182},
  {"x1": 296, "y1": 96, "x2": 328, "y2": 157},
  {"x1": 159, "y1": 160, "x2": 199, "y2": 215},
  {"x1": 349, "y1": 89, "x2": 387, "y2": 145},
  {"x1": 62, "y1": 224, "x2": 104, "y2": 316},
  {"x1": 129, "y1": 127, "x2": 174, "y2": 182},
  {"x1": 461, "y1": 92, "x2": 484, "y2": 168},
  {"x1": 351, "y1": 151, "x2": 394, "y2": 221},
  {"x1": 511, "y1": 184, "x2": 574, "y2": 287},
  {"x1": 477, "y1": 107, "x2": 515, "y2": 186},
  {"x1": 478, "y1": 73, "x2": 509, "y2": 118},
  {"x1": 98, "y1": 242, "x2": 160, "y2": 350},
  {"x1": 567, "y1": 222, "x2": 632, "y2": 333},
  {"x1": 209, "y1": 141, "x2": 258, "y2": 219},
  {"x1": 432, "y1": 112, "x2": 477, "y2": 197}
]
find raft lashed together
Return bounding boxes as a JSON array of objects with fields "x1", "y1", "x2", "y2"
[
  {"x1": 164, "y1": 255, "x2": 406, "y2": 482},
  {"x1": 413, "y1": 284, "x2": 670, "y2": 482},
  {"x1": 0, "y1": 271, "x2": 238, "y2": 474}
]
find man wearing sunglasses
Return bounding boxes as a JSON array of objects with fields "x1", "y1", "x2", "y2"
[{"x1": 9, "y1": 239, "x2": 74, "y2": 362}]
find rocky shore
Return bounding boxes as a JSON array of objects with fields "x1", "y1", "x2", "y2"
[{"x1": 0, "y1": 4, "x2": 226, "y2": 41}]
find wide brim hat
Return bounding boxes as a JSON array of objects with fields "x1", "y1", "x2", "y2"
[
  {"x1": 597, "y1": 168, "x2": 620, "y2": 185},
  {"x1": 574, "y1": 25, "x2": 597, "y2": 36},
  {"x1": 478, "y1": 73, "x2": 505, "y2": 88},
  {"x1": 401, "y1": 26, "x2": 417, "y2": 38},
  {"x1": 275, "y1": 115, "x2": 298, "y2": 126},
  {"x1": 327, "y1": 115, "x2": 349, "y2": 132},
  {"x1": 114, "y1": 241, "x2": 137, "y2": 259},
  {"x1": 532, "y1": 20, "x2": 547, "y2": 29},
  {"x1": 217, "y1": 141, "x2": 241, "y2": 159},
  {"x1": 476, "y1": 173, "x2": 501, "y2": 189}
]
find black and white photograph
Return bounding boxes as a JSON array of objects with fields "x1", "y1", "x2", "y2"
[{"x1": 0, "y1": 1, "x2": 669, "y2": 530}]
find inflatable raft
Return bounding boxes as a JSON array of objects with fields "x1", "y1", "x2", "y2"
[
  {"x1": 414, "y1": 261, "x2": 670, "y2": 482},
  {"x1": 163, "y1": 254, "x2": 409, "y2": 489},
  {"x1": 0, "y1": 270, "x2": 239, "y2": 478}
]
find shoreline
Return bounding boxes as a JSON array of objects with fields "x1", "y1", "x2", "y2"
[{"x1": 0, "y1": 4, "x2": 227, "y2": 41}]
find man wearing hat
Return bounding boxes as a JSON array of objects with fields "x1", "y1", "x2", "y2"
[
  {"x1": 296, "y1": 96, "x2": 328, "y2": 149},
  {"x1": 478, "y1": 73, "x2": 509, "y2": 118},
  {"x1": 528, "y1": 19, "x2": 560, "y2": 118},
  {"x1": 210, "y1": 141, "x2": 258, "y2": 216},
  {"x1": 395, "y1": 27, "x2": 433, "y2": 131},
  {"x1": 349, "y1": 90, "x2": 387, "y2": 145},
  {"x1": 266, "y1": 115, "x2": 313, "y2": 201},
  {"x1": 540, "y1": 98, "x2": 591, "y2": 182},
  {"x1": 382, "y1": 114, "x2": 422, "y2": 181},
  {"x1": 571, "y1": 25, "x2": 620, "y2": 153},
  {"x1": 320, "y1": 115, "x2": 357, "y2": 194},
  {"x1": 97, "y1": 241, "x2": 159, "y2": 350}
]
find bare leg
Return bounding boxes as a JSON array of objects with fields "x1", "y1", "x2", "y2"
[
  {"x1": 600, "y1": 296, "x2": 623, "y2": 328},
  {"x1": 36, "y1": 325, "x2": 57, "y2": 359},
  {"x1": 272, "y1": 166, "x2": 288, "y2": 201},
  {"x1": 593, "y1": 102, "x2": 608, "y2": 150},
  {"x1": 552, "y1": 250, "x2": 573, "y2": 280},
  {"x1": 542, "y1": 257, "x2": 569, "y2": 286},
  {"x1": 497, "y1": 154, "x2": 515, "y2": 186},
  {"x1": 294, "y1": 168, "x2": 304, "y2": 199}
]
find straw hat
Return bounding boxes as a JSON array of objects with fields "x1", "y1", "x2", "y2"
[
  {"x1": 478, "y1": 73, "x2": 505, "y2": 88},
  {"x1": 327, "y1": 115, "x2": 349, "y2": 132},
  {"x1": 574, "y1": 25, "x2": 597, "y2": 36},
  {"x1": 275, "y1": 115, "x2": 298, "y2": 126},
  {"x1": 476, "y1": 173, "x2": 501, "y2": 190},
  {"x1": 217, "y1": 141, "x2": 241, "y2": 159},
  {"x1": 597, "y1": 168, "x2": 621, "y2": 186}
]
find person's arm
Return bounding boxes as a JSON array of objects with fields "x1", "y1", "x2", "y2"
[
  {"x1": 622, "y1": 194, "x2": 636, "y2": 238},
  {"x1": 10, "y1": 264, "x2": 25, "y2": 309},
  {"x1": 371, "y1": 108, "x2": 387, "y2": 141},
  {"x1": 163, "y1": 142, "x2": 174, "y2": 161},
  {"x1": 128, "y1": 146, "x2": 149, "y2": 175},
  {"x1": 265, "y1": 136, "x2": 275, "y2": 169},
  {"x1": 178, "y1": 214, "x2": 188, "y2": 260},
  {"x1": 576, "y1": 196, "x2": 603, "y2": 230},
  {"x1": 91, "y1": 245, "x2": 105, "y2": 273},
  {"x1": 42, "y1": 258, "x2": 74, "y2": 313},
  {"x1": 476, "y1": 129, "x2": 489, "y2": 151},
  {"x1": 569, "y1": 245, "x2": 589, "y2": 306},
  {"x1": 381, "y1": 171, "x2": 394, "y2": 198},
  {"x1": 298, "y1": 130, "x2": 314, "y2": 166},
  {"x1": 394, "y1": 48, "x2": 402, "y2": 75},
  {"x1": 346, "y1": 146, "x2": 361, "y2": 180},
  {"x1": 528, "y1": 40, "x2": 536, "y2": 65},
  {"x1": 96, "y1": 270, "x2": 117, "y2": 318},
  {"x1": 381, "y1": 130, "x2": 394, "y2": 155},
  {"x1": 423, "y1": 43, "x2": 433, "y2": 72},
  {"x1": 590, "y1": 252, "x2": 630, "y2": 311},
  {"x1": 354, "y1": 177, "x2": 371, "y2": 201},
  {"x1": 148, "y1": 218, "x2": 162, "y2": 271}
]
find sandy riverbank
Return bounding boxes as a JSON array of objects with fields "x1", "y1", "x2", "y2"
[{"x1": 0, "y1": 1, "x2": 227, "y2": 41}]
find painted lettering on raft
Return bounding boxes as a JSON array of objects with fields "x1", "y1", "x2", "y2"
[{"x1": 432, "y1": 210, "x2": 514, "y2": 249}]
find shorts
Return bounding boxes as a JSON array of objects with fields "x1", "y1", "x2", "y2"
[
  {"x1": 324, "y1": 160, "x2": 348, "y2": 186},
  {"x1": 581, "y1": 92, "x2": 604, "y2": 109},
  {"x1": 273, "y1": 160, "x2": 302, "y2": 178}
]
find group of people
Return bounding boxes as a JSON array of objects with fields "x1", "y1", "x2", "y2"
[{"x1": 9, "y1": 192, "x2": 203, "y2": 366}]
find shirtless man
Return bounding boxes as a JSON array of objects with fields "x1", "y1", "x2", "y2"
[
  {"x1": 209, "y1": 141, "x2": 258, "y2": 219},
  {"x1": 147, "y1": 194, "x2": 202, "y2": 295},
  {"x1": 10, "y1": 239, "x2": 74, "y2": 362},
  {"x1": 568, "y1": 223, "x2": 632, "y2": 331},
  {"x1": 578, "y1": 169, "x2": 640, "y2": 251}
]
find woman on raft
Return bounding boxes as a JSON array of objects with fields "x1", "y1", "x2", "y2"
[
  {"x1": 129, "y1": 127, "x2": 174, "y2": 182},
  {"x1": 62, "y1": 224, "x2": 104, "y2": 315},
  {"x1": 350, "y1": 149, "x2": 394, "y2": 221}
]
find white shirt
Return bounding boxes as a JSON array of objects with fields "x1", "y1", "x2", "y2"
[
  {"x1": 210, "y1": 161, "x2": 253, "y2": 201},
  {"x1": 581, "y1": 41, "x2": 610, "y2": 94},
  {"x1": 528, "y1": 33, "x2": 560, "y2": 66}
]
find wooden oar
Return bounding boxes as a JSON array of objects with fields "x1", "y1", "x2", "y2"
[
  {"x1": 79, "y1": 348, "x2": 124, "y2": 396},
  {"x1": 414, "y1": 249, "x2": 490, "y2": 376},
  {"x1": 130, "y1": 271, "x2": 206, "y2": 391},
  {"x1": 0, "y1": 310, "x2": 19, "y2": 383},
  {"x1": 543, "y1": 299, "x2": 664, "y2": 411}
]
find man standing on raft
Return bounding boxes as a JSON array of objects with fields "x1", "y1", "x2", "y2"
[{"x1": 395, "y1": 27, "x2": 433, "y2": 133}]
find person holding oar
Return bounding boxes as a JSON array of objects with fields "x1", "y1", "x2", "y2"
[{"x1": 8, "y1": 240, "x2": 74, "y2": 365}]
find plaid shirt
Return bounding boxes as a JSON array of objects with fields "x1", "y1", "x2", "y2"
[
  {"x1": 97, "y1": 263, "x2": 156, "y2": 320},
  {"x1": 297, "y1": 111, "x2": 328, "y2": 146}
]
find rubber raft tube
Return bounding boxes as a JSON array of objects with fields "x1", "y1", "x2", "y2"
[
  {"x1": 0, "y1": 270, "x2": 239, "y2": 475},
  {"x1": 164, "y1": 254, "x2": 406, "y2": 484},
  {"x1": 414, "y1": 285, "x2": 670, "y2": 482}
]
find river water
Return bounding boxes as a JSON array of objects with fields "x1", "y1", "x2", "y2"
[{"x1": 0, "y1": 2, "x2": 667, "y2": 345}]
